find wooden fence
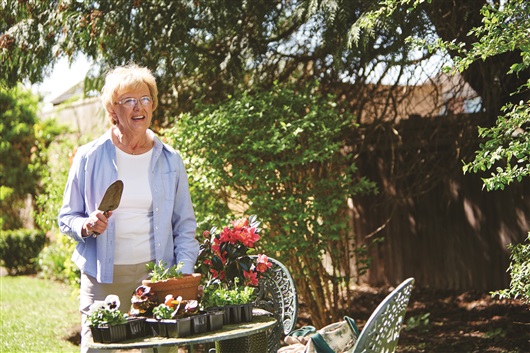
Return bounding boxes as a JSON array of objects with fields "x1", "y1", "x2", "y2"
[{"x1": 352, "y1": 114, "x2": 529, "y2": 290}]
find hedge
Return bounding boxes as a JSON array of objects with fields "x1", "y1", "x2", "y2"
[{"x1": 0, "y1": 228, "x2": 48, "y2": 275}]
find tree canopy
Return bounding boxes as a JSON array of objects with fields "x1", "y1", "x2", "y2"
[
  {"x1": 1, "y1": 1, "x2": 434, "y2": 118},
  {"x1": 2, "y1": 0, "x2": 528, "y2": 190},
  {"x1": 341, "y1": 0, "x2": 530, "y2": 189}
]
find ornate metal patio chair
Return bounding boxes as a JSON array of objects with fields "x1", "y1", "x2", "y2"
[
  {"x1": 350, "y1": 277, "x2": 415, "y2": 353},
  {"x1": 214, "y1": 256, "x2": 298, "y2": 353}
]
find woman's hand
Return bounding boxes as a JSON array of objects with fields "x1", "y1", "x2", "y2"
[{"x1": 83, "y1": 210, "x2": 113, "y2": 237}]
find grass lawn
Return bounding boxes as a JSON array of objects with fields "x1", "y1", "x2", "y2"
[{"x1": 1, "y1": 275, "x2": 80, "y2": 352}]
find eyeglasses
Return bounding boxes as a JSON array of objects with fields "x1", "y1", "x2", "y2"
[{"x1": 115, "y1": 96, "x2": 153, "y2": 108}]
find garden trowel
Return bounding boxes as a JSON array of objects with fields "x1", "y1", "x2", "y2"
[{"x1": 93, "y1": 179, "x2": 123, "y2": 236}]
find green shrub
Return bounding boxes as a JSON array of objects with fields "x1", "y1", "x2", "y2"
[
  {"x1": 31, "y1": 121, "x2": 101, "y2": 292},
  {"x1": 38, "y1": 232, "x2": 80, "y2": 288},
  {"x1": 34, "y1": 124, "x2": 76, "y2": 232},
  {"x1": 0, "y1": 186, "x2": 23, "y2": 230},
  {"x1": 0, "y1": 85, "x2": 40, "y2": 200},
  {"x1": 0, "y1": 228, "x2": 48, "y2": 275},
  {"x1": 406, "y1": 313, "x2": 431, "y2": 333},
  {"x1": 164, "y1": 81, "x2": 377, "y2": 325},
  {"x1": 492, "y1": 233, "x2": 530, "y2": 304}
]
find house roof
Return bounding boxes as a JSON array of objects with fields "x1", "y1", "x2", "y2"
[{"x1": 50, "y1": 80, "x2": 85, "y2": 106}]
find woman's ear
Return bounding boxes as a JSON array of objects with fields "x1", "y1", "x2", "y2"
[{"x1": 108, "y1": 108, "x2": 119, "y2": 124}]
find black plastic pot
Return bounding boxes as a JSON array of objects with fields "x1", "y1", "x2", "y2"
[
  {"x1": 166, "y1": 317, "x2": 191, "y2": 338},
  {"x1": 90, "y1": 323, "x2": 128, "y2": 343},
  {"x1": 146, "y1": 317, "x2": 192, "y2": 338},
  {"x1": 241, "y1": 303, "x2": 254, "y2": 323},
  {"x1": 146, "y1": 318, "x2": 167, "y2": 337},
  {"x1": 207, "y1": 310, "x2": 225, "y2": 331},
  {"x1": 228, "y1": 304, "x2": 242, "y2": 324},
  {"x1": 126, "y1": 317, "x2": 148, "y2": 339},
  {"x1": 190, "y1": 313, "x2": 208, "y2": 334}
]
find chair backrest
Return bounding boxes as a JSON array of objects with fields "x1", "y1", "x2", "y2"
[
  {"x1": 351, "y1": 277, "x2": 415, "y2": 353},
  {"x1": 251, "y1": 256, "x2": 298, "y2": 353}
]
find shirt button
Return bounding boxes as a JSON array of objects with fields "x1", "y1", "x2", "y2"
[
  {"x1": 155, "y1": 226, "x2": 159, "y2": 230},
  {"x1": 156, "y1": 243, "x2": 161, "y2": 247},
  {"x1": 155, "y1": 208, "x2": 159, "y2": 212}
]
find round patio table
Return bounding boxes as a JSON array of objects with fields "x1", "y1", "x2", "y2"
[{"x1": 88, "y1": 315, "x2": 276, "y2": 353}]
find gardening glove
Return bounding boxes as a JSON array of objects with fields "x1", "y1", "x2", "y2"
[
  {"x1": 284, "y1": 326, "x2": 316, "y2": 346},
  {"x1": 304, "y1": 317, "x2": 359, "y2": 353}
]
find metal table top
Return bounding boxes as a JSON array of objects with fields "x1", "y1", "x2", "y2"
[{"x1": 88, "y1": 315, "x2": 277, "y2": 351}]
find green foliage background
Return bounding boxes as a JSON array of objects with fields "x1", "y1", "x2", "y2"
[
  {"x1": 164, "y1": 82, "x2": 377, "y2": 325},
  {"x1": 0, "y1": 86, "x2": 39, "y2": 229},
  {"x1": 0, "y1": 85, "x2": 64, "y2": 230},
  {"x1": 35, "y1": 132, "x2": 85, "y2": 289},
  {"x1": 0, "y1": 84, "x2": 82, "y2": 287}
]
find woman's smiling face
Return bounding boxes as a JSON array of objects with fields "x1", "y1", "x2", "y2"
[{"x1": 112, "y1": 83, "x2": 153, "y2": 134}]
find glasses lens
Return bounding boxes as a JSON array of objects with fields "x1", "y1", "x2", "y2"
[
  {"x1": 140, "y1": 96, "x2": 152, "y2": 106},
  {"x1": 123, "y1": 98, "x2": 137, "y2": 108},
  {"x1": 118, "y1": 96, "x2": 152, "y2": 108}
]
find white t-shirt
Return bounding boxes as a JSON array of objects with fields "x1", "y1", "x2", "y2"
[{"x1": 113, "y1": 147, "x2": 155, "y2": 264}]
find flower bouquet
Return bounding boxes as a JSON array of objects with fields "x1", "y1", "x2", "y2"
[{"x1": 196, "y1": 215, "x2": 272, "y2": 323}]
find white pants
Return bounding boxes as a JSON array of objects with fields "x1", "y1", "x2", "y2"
[{"x1": 79, "y1": 262, "x2": 177, "y2": 353}]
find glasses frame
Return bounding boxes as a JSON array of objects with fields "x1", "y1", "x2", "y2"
[{"x1": 115, "y1": 95, "x2": 153, "y2": 108}]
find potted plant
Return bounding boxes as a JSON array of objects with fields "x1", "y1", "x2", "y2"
[
  {"x1": 87, "y1": 295, "x2": 146, "y2": 343},
  {"x1": 230, "y1": 282, "x2": 256, "y2": 323},
  {"x1": 197, "y1": 215, "x2": 272, "y2": 324},
  {"x1": 130, "y1": 285, "x2": 158, "y2": 317},
  {"x1": 201, "y1": 278, "x2": 258, "y2": 324},
  {"x1": 206, "y1": 308, "x2": 225, "y2": 331},
  {"x1": 142, "y1": 260, "x2": 202, "y2": 303},
  {"x1": 146, "y1": 295, "x2": 195, "y2": 338},
  {"x1": 200, "y1": 284, "x2": 232, "y2": 324}
]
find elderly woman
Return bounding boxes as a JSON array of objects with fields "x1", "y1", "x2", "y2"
[{"x1": 58, "y1": 63, "x2": 199, "y2": 353}]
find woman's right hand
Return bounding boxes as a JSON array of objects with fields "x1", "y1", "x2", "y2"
[{"x1": 83, "y1": 210, "x2": 113, "y2": 237}]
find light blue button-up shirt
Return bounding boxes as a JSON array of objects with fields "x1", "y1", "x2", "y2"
[{"x1": 58, "y1": 129, "x2": 199, "y2": 283}]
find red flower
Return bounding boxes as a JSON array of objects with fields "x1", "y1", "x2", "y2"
[
  {"x1": 211, "y1": 240, "x2": 221, "y2": 254},
  {"x1": 210, "y1": 269, "x2": 226, "y2": 281},
  {"x1": 232, "y1": 217, "x2": 249, "y2": 229},
  {"x1": 255, "y1": 254, "x2": 272, "y2": 273},
  {"x1": 198, "y1": 215, "x2": 271, "y2": 288},
  {"x1": 244, "y1": 270, "x2": 259, "y2": 286},
  {"x1": 240, "y1": 227, "x2": 260, "y2": 248}
]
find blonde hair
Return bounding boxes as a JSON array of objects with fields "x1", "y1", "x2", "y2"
[{"x1": 100, "y1": 63, "x2": 159, "y2": 125}]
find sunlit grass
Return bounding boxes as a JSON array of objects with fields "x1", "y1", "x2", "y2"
[{"x1": 0, "y1": 275, "x2": 80, "y2": 352}]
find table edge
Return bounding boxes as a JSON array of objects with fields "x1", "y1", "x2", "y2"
[{"x1": 88, "y1": 315, "x2": 277, "y2": 350}]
